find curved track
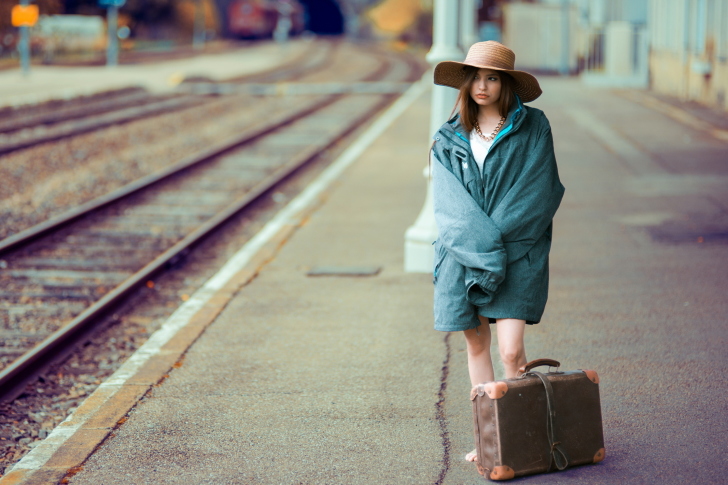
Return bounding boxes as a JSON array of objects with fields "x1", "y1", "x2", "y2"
[
  {"x1": 0, "y1": 44, "x2": 424, "y2": 403},
  {"x1": 0, "y1": 40, "x2": 338, "y2": 156}
]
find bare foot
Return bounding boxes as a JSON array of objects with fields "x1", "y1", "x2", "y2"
[{"x1": 465, "y1": 449, "x2": 477, "y2": 462}]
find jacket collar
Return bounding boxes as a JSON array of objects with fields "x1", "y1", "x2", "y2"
[{"x1": 437, "y1": 94, "x2": 528, "y2": 150}]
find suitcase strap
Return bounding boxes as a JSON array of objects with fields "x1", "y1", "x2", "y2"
[{"x1": 529, "y1": 371, "x2": 570, "y2": 471}]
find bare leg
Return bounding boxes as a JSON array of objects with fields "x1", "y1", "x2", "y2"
[
  {"x1": 466, "y1": 318, "x2": 527, "y2": 462},
  {"x1": 464, "y1": 316, "x2": 493, "y2": 462},
  {"x1": 463, "y1": 315, "x2": 495, "y2": 386},
  {"x1": 495, "y1": 319, "x2": 527, "y2": 378}
]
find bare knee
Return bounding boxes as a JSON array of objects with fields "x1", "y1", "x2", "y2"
[
  {"x1": 468, "y1": 339, "x2": 489, "y2": 357},
  {"x1": 499, "y1": 346, "x2": 525, "y2": 367},
  {"x1": 464, "y1": 328, "x2": 490, "y2": 357},
  {"x1": 496, "y1": 319, "x2": 527, "y2": 369}
]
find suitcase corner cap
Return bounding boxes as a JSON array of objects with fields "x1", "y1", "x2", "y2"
[
  {"x1": 594, "y1": 447, "x2": 606, "y2": 463},
  {"x1": 470, "y1": 381, "x2": 509, "y2": 400},
  {"x1": 485, "y1": 381, "x2": 509, "y2": 399},
  {"x1": 582, "y1": 369, "x2": 600, "y2": 384},
  {"x1": 489, "y1": 465, "x2": 515, "y2": 480}
]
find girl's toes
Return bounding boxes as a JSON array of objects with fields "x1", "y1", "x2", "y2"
[{"x1": 465, "y1": 449, "x2": 478, "y2": 462}]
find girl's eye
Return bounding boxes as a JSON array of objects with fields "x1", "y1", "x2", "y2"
[{"x1": 488, "y1": 77, "x2": 499, "y2": 81}]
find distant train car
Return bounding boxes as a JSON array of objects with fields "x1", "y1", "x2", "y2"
[{"x1": 227, "y1": 0, "x2": 305, "y2": 39}]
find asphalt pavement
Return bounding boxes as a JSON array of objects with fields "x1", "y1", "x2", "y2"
[{"x1": 9, "y1": 74, "x2": 728, "y2": 484}]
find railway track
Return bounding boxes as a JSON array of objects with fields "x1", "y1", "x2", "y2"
[
  {"x1": 0, "y1": 45, "x2": 424, "y2": 404},
  {"x1": 0, "y1": 88, "x2": 150, "y2": 134},
  {"x1": 0, "y1": 39, "x2": 337, "y2": 157}
]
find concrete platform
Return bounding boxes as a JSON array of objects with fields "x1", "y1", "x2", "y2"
[
  {"x1": 3, "y1": 75, "x2": 728, "y2": 484},
  {"x1": 0, "y1": 40, "x2": 312, "y2": 108}
]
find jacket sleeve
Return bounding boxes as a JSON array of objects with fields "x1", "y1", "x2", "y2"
[
  {"x1": 490, "y1": 117, "x2": 565, "y2": 263},
  {"x1": 431, "y1": 147, "x2": 508, "y2": 305}
]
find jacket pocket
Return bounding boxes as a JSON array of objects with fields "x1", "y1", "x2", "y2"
[{"x1": 433, "y1": 240, "x2": 446, "y2": 284}]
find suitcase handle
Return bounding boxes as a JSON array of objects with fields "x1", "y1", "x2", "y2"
[{"x1": 517, "y1": 358, "x2": 561, "y2": 377}]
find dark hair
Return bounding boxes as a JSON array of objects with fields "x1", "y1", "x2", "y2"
[{"x1": 456, "y1": 67, "x2": 515, "y2": 131}]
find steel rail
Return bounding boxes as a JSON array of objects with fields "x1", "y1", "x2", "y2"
[
  {"x1": 0, "y1": 96, "x2": 337, "y2": 256},
  {"x1": 46, "y1": 40, "x2": 247, "y2": 68},
  {"x1": 0, "y1": 52, "x2": 413, "y2": 403},
  {"x1": 0, "y1": 94, "x2": 396, "y2": 403},
  {"x1": 0, "y1": 40, "x2": 335, "y2": 157},
  {"x1": 220, "y1": 38, "x2": 337, "y2": 84},
  {"x1": 0, "y1": 96, "x2": 207, "y2": 156},
  {"x1": 0, "y1": 89, "x2": 151, "y2": 134},
  {"x1": 0, "y1": 44, "x2": 391, "y2": 255}
]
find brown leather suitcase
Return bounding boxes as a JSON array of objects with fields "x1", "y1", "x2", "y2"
[{"x1": 470, "y1": 359, "x2": 605, "y2": 480}]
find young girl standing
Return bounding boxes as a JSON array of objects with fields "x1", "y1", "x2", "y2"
[{"x1": 430, "y1": 41, "x2": 565, "y2": 462}]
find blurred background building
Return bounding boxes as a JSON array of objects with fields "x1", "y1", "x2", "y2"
[
  {"x1": 0, "y1": 0, "x2": 726, "y2": 113},
  {"x1": 649, "y1": 0, "x2": 728, "y2": 112}
]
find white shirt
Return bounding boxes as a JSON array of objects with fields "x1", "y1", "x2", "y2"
[{"x1": 469, "y1": 129, "x2": 494, "y2": 174}]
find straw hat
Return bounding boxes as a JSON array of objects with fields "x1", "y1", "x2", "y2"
[{"x1": 434, "y1": 41, "x2": 542, "y2": 103}]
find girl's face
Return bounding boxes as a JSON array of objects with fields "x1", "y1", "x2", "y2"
[{"x1": 470, "y1": 68, "x2": 502, "y2": 108}]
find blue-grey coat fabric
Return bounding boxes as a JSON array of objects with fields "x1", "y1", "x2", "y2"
[{"x1": 432, "y1": 98, "x2": 565, "y2": 331}]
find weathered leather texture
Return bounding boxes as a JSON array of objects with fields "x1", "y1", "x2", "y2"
[{"x1": 471, "y1": 369, "x2": 604, "y2": 480}]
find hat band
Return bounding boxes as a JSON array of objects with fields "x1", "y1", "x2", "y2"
[{"x1": 462, "y1": 57, "x2": 514, "y2": 71}]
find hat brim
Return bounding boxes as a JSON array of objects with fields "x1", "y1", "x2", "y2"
[{"x1": 434, "y1": 61, "x2": 542, "y2": 103}]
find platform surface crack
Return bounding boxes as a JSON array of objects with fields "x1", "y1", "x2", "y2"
[{"x1": 434, "y1": 332, "x2": 452, "y2": 485}]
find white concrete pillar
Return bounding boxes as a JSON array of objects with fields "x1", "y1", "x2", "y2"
[
  {"x1": 460, "y1": 0, "x2": 480, "y2": 50},
  {"x1": 404, "y1": 0, "x2": 463, "y2": 273},
  {"x1": 560, "y1": 0, "x2": 570, "y2": 75},
  {"x1": 605, "y1": 21, "x2": 634, "y2": 77}
]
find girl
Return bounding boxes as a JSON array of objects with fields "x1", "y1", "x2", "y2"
[{"x1": 430, "y1": 41, "x2": 565, "y2": 462}]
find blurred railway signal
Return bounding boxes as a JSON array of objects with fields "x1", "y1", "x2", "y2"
[
  {"x1": 11, "y1": 4, "x2": 38, "y2": 27},
  {"x1": 11, "y1": 1, "x2": 38, "y2": 76},
  {"x1": 99, "y1": 0, "x2": 126, "y2": 67},
  {"x1": 117, "y1": 25, "x2": 131, "y2": 40}
]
